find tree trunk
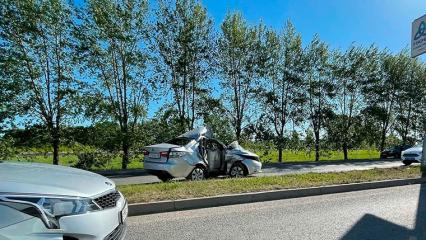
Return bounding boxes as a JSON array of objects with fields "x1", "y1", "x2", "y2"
[
  {"x1": 343, "y1": 142, "x2": 348, "y2": 161},
  {"x1": 402, "y1": 101, "x2": 412, "y2": 145},
  {"x1": 122, "y1": 139, "x2": 130, "y2": 170},
  {"x1": 278, "y1": 146, "x2": 283, "y2": 163},
  {"x1": 379, "y1": 126, "x2": 387, "y2": 152},
  {"x1": 52, "y1": 132, "x2": 60, "y2": 165},
  {"x1": 121, "y1": 126, "x2": 130, "y2": 170},
  {"x1": 235, "y1": 118, "x2": 242, "y2": 141},
  {"x1": 314, "y1": 130, "x2": 320, "y2": 162}
]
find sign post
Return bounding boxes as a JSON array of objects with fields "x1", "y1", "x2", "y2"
[{"x1": 412, "y1": 15, "x2": 426, "y2": 168}]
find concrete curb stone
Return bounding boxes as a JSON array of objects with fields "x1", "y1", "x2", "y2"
[{"x1": 128, "y1": 177, "x2": 426, "y2": 216}]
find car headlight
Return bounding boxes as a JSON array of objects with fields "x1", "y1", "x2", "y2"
[{"x1": 4, "y1": 196, "x2": 100, "y2": 217}]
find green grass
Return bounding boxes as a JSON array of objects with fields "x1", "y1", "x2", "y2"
[
  {"x1": 254, "y1": 149, "x2": 380, "y2": 163},
  {"x1": 118, "y1": 166, "x2": 421, "y2": 203},
  {"x1": 8, "y1": 148, "x2": 380, "y2": 170},
  {"x1": 8, "y1": 154, "x2": 143, "y2": 170}
]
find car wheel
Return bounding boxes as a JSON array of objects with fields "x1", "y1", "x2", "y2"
[
  {"x1": 403, "y1": 160, "x2": 413, "y2": 166},
  {"x1": 229, "y1": 162, "x2": 247, "y2": 178},
  {"x1": 188, "y1": 166, "x2": 206, "y2": 181}
]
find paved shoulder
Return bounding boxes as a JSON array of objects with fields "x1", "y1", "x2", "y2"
[
  {"x1": 258, "y1": 159, "x2": 404, "y2": 176},
  {"x1": 105, "y1": 159, "x2": 406, "y2": 185},
  {"x1": 126, "y1": 184, "x2": 425, "y2": 240}
]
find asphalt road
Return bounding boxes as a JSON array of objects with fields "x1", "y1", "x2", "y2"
[
  {"x1": 126, "y1": 184, "x2": 426, "y2": 240},
  {"x1": 108, "y1": 159, "x2": 408, "y2": 185}
]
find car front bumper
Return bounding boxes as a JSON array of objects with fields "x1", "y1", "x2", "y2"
[
  {"x1": 401, "y1": 154, "x2": 422, "y2": 162},
  {"x1": 242, "y1": 159, "x2": 262, "y2": 175},
  {"x1": 0, "y1": 192, "x2": 127, "y2": 240},
  {"x1": 57, "y1": 192, "x2": 127, "y2": 240}
]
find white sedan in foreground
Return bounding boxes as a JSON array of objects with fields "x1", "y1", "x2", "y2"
[
  {"x1": 401, "y1": 144, "x2": 422, "y2": 166},
  {"x1": 0, "y1": 161, "x2": 127, "y2": 240}
]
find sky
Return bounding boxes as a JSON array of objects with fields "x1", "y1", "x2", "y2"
[
  {"x1": 202, "y1": 0, "x2": 426, "y2": 54},
  {"x1": 14, "y1": 0, "x2": 426, "y2": 127},
  {"x1": 146, "y1": 0, "x2": 426, "y2": 117}
]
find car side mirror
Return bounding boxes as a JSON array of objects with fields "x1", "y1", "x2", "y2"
[{"x1": 0, "y1": 198, "x2": 56, "y2": 229}]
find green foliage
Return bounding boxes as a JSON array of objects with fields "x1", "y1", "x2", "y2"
[
  {"x1": 3, "y1": 1, "x2": 426, "y2": 165},
  {"x1": 154, "y1": 0, "x2": 216, "y2": 131},
  {"x1": 0, "y1": 0, "x2": 81, "y2": 164},
  {"x1": 0, "y1": 137, "x2": 18, "y2": 160},
  {"x1": 74, "y1": 0, "x2": 151, "y2": 169},
  {"x1": 218, "y1": 12, "x2": 264, "y2": 140},
  {"x1": 75, "y1": 151, "x2": 115, "y2": 170}
]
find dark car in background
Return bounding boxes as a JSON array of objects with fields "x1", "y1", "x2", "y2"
[{"x1": 380, "y1": 145, "x2": 411, "y2": 159}]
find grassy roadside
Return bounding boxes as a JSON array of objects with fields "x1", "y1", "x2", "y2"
[
  {"x1": 119, "y1": 166, "x2": 421, "y2": 204},
  {"x1": 253, "y1": 149, "x2": 380, "y2": 163},
  {"x1": 8, "y1": 154, "x2": 143, "y2": 170},
  {"x1": 9, "y1": 148, "x2": 380, "y2": 170}
]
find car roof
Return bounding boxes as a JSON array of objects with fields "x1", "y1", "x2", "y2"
[{"x1": 178, "y1": 126, "x2": 213, "y2": 139}]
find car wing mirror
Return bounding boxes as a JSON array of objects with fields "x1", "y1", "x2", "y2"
[{"x1": 0, "y1": 197, "x2": 56, "y2": 229}]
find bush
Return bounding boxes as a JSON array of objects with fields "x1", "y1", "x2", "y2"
[
  {"x1": 0, "y1": 137, "x2": 18, "y2": 160},
  {"x1": 74, "y1": 150, "x2": 115, "y2": 170}
]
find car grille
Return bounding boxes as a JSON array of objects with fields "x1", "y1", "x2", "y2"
[
  {"x1": 403, "y1": 153, "x2": 419, "y2": 158},
  {"x1": 104, "y1": 223, "x2": 126, "y2": 240},
  {"x1": 94, "y1": 191, "x2": 121, "y2": 209}
]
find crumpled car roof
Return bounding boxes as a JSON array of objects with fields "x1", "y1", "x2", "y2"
[{"x1": 178, "y1": 126, "x2": 213, "y2": 139}]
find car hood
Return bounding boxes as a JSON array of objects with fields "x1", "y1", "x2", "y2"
[
  {"x1": 0, "y1": 162, "x2": 115, "y2": 198},
  {"x1": 227, "y1": 141, "x2": 259, "y2": 159}
]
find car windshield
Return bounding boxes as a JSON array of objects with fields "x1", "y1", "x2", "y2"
[{"x1": 166, "y1": 137, "x2": 192, "y2": 146}]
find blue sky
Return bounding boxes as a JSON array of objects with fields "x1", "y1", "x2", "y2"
[
  {"x1": 202, "y1": 0, "x2": 426, "y2": 54},
  {"x1": 147, "y1": 0, "x2": 426, "y2": 117}
]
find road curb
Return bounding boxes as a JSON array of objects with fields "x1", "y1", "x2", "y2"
[{"x1": 128, "y1": 177, "x2": 426, "y2": 216}]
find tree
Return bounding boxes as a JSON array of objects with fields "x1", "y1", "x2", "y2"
[
  {"x1": 217, "y1": 12, "x2": 262, "y2": 141},
  {"x1": 363, "y1": 48, "x2": 403, "y2": 151},
  {"x1": 330, "y1": 46, "x2": 367, "y2": 160},
  {"x1": 0, "y1": 45, "x2": 25, "y2": 131},
  {"x1": 0, "y1": 0, "x2": 78, "y2": 164},
  {"x1": 394, "y1": 52, "x2": 426, "y2": 145},
  {"x1": 75, "y1": 0, "x2": 151, "y2": 169},
  {"x1": 154, "y1": 0, "x2": 215, "y2": 132},
  {"x1": 301, "y1": 36, "x2": 333, "y2": 161},
  {"x1": 260, "y1": 21, "x2": 304, "y2": 162}
]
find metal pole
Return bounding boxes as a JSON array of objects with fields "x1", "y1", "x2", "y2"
[{"x1": 423, "y1": 136, "x2": 426, "y2": 169}]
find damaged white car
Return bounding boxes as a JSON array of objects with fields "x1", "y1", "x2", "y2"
[{"x1": 143, "y1": 127, "x2": 262, "y2": 181}]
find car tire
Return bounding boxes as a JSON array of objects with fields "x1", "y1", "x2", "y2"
[
  {"x1": 187, "y1": 166, "x2": 206, "y2": 181},
  {"x1": 157, "y1": 173, "x2": 173, "y2": 182},
  {"x1": 403, "y1": 160, "x2": 413, "y2": 166},
  {"x1": 229, "y1": 162, "x2": 248, "y2": 178}
]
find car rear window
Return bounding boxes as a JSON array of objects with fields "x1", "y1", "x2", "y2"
[{"x1": 166, "y1": 137, "x2": 192, "y2": 146}]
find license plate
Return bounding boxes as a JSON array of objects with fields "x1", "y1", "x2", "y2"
[
  {"x1": 149, "y1": 153, "x2": 160, "y2": 159},
  {"x1": 120, "y1": 202, "x2": 128, "y2": 223}
]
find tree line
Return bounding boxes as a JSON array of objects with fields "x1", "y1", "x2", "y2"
[{"x1": 1, "y1": 0, "x2": 426, "y2": 168}]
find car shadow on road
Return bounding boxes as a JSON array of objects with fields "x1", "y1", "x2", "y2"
[{"x1": 340, "y1": 172, "x2": 426, "y2": 240}]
